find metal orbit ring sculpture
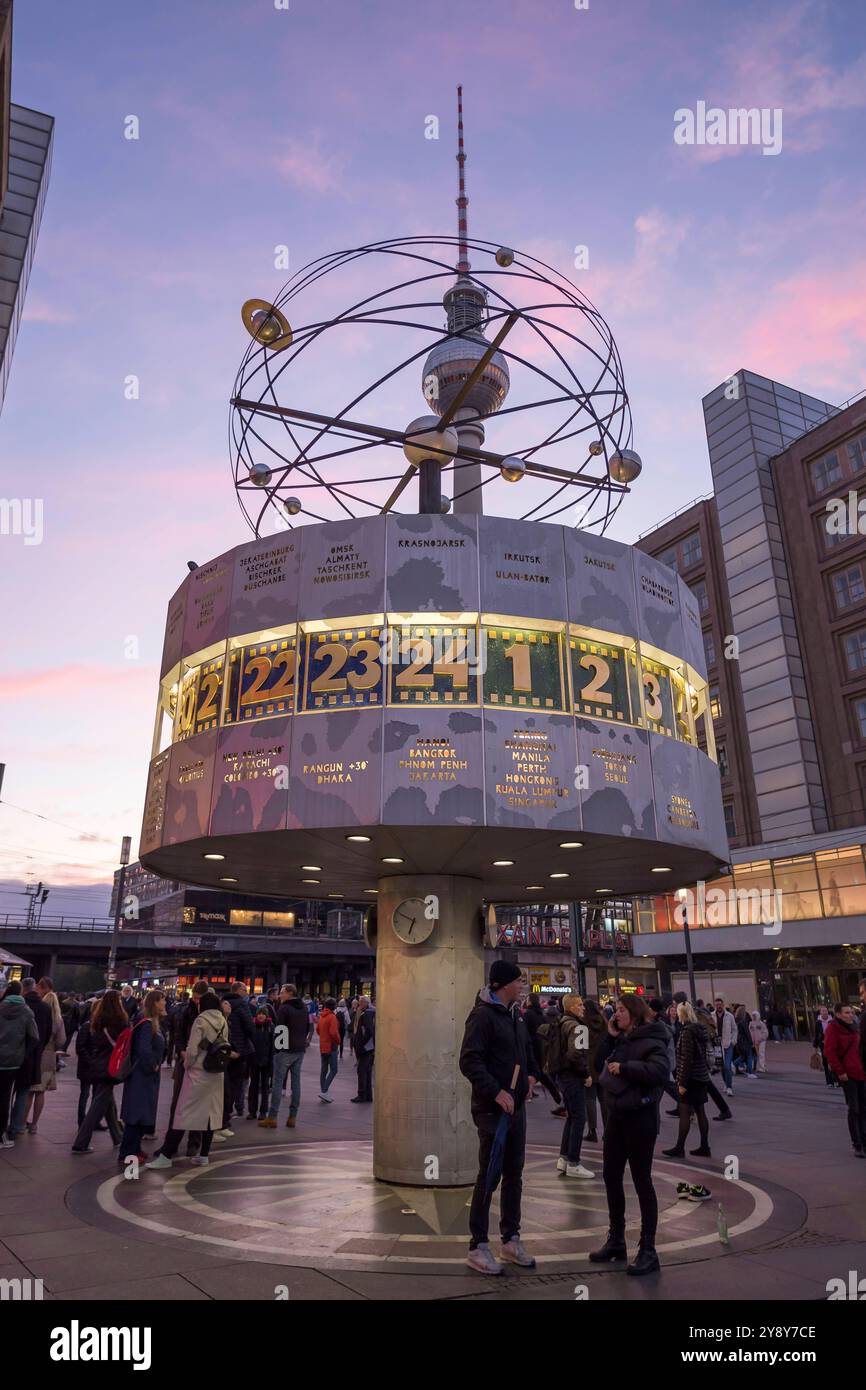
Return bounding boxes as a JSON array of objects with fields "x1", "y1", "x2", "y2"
[{"x1": 230, "y1": 234, "x2": 639, "y2": 537}]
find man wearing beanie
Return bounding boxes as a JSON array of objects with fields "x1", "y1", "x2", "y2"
[{"x1": 459, "y1": 960, "x2": 539, "y2": 1275}]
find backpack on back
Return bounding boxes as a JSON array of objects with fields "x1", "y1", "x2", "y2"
[{"x1": 108, "y1": 1025, "x2": 134, "y2": 1081}]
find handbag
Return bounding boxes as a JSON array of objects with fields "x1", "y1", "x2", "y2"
[
  {"x1": 809, "y1": 1050, "x2": 822, "y2": 1072},
  {"x1": 598, "y1": 1060, "x2": 629, "y2": 1095}
]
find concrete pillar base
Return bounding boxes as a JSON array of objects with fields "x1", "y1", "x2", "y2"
[{"x1": 373, "y1": 874, "x2": 484, "y2": 1186}]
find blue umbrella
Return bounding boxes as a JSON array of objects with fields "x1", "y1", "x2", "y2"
[{"x1": 484, "y1": 1063, "x2": 521, "y2": 1201}]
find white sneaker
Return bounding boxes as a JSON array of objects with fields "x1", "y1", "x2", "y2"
[
  {"x1": 466, "y1": 1243, "x2": 503, "y2": 1276},
  {"x1": 212, "y1": 1133, "x2": 227, "y2": 1143},
  {"x1": 217, "y1": 1128, "x2": 235, "y2": 1138},
  {"x1": 190, "y1": 1156, "x2": 210, "y2": 1166},
  {"x1": 500, "y1": 1237, "x2": 536, "y2": 1268},
  {"x1": 565, "y1": 1162, "x2": 595, "y2": 1179},
  {"x1": 725, "y1": 1088, "x2": 733, "y2": 1096},
  {"x1": 556, "y1": 1156, "x2": 568, "y2": 1172},
  {"x1": 145, "y1": 1154, "x2": 173, "y2": 1170},
  {"x1": 0, "y1": 1138, "x2": 14, "y2": 1149},
  {"x1": 319, "y1": 1092, "x2": 333, "y2": 1103}
]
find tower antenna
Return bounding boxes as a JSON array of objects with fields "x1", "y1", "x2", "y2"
[{"x1": 456, "y1": 85, "x2": 470, "y2": 274}]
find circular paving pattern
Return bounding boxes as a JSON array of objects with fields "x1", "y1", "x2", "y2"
[{"x1": 66, "y1": 1138, "x2": 786, "y2": 1275}]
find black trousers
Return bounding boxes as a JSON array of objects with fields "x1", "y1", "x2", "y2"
[
  {"x1": 73, "y1": 1082, "x2": 122, "y2": 1150},
  {"x1": 841, "y1": 1079, "x2": 866, "y2": 1150},
  {"x1": 223, "y1": 1056, "x2": 247, "y2": 1127},
  {"x1": 468, "y1": 1107, "x2": 527, "y2": 1249},
  {"x1": 356, "y1": 1050, "x2": 374, "y2": 1101},
  {"x1": 602, "y1": 1107, "x2": 659, "y2": 1247},
  {"x1": 0, "y1": 1070, "x2": 16, "y2": 1137},
  {"x1": 162, "y1": 1124, "x2": 215, "y2": 1159},
  {"x1": 248, "y1": 1064, "x2": 273, "y2": 1117}
]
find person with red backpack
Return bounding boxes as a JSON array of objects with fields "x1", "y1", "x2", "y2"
[
  {"x1": 118, "y1": 990, "x2": 167, "y2": 1164},
  {"x1": 71, "y1": 990, "x2": 128, "y2": 1153}
]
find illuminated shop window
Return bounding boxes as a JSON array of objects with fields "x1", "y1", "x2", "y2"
[
  {"x1": 709, "y1": 685, "x2": 722, "y2": 720},
  {"x1": 816, "y1": 846, "x2": 866, "y2": 916},
  {"x1": 229, "y1": 910, "x2": 262, "y2": 927}
]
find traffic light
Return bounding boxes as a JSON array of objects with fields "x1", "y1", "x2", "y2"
[{"x1": 40, "y1": 889, "x2": 49, "y2": 904}]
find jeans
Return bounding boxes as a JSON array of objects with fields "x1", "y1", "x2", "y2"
[
  {"x1": 77, "y1": 1081, "x2": 92, "y2": 1126},
  {"x1": 783, "y1": 1027, "x2": 794, "y2": 1042},
  {"x1": 269, "y1": 1050, "x2": 304, "y2": 1119},
  {"x1": 73, "y1": 1082, "x2": 123, "y2": 1149},
  {"x1": 9, "y1": 1084, "x2": 30, "y2": 1137},
  {"x1": 721, "y1": 1045, "x2": 734, "y2": 1090},
  {"x1": 320, "y1": 1050, "x2": 338, "y2": 1093},
  {"x1": 602, "y1": 1107, "x2": 659, "y2": 1247},
  {"x1": 557, "y1": 1073, "x2": 588, "y2": 1163},
  {"x1": 468, "y1": 1106, "x2": 527, "y2": 1249},
  {"x1": 841, "y1": 1079, "x2": 866, "y2": 1151},
  {"x1": 357, "y1": 1049, "x2": 374, "y2": 1101}
]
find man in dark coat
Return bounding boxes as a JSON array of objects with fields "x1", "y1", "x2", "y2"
[
  {"x1": 9, "y1": 978, "x2": 52, "y2": 1138},
  {"x1": 460, "y1": 960, "x2": 539, "y2": 1276},
  {"x1": 223, "y1": 982, "x2": 256, "y2": 1129}
]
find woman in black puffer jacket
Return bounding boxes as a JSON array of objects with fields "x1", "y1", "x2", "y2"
[
  {"x1": 662, "y1": 1001, "x2": 711, "y2": 1159},
  {"x1": 591, "y1": 994, "x2": 670, "y2": 1277}
]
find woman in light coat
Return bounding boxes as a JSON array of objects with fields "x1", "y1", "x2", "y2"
[
  {"x1": 146, "y1": 993, "x2": 230, "y2": 1169},
  {"x1": 22, "y1": 981, "x2": 66, "y2": 1133},
  {"x1": 749, "y1": 1011, "x2": 769, "y2": 1073}
]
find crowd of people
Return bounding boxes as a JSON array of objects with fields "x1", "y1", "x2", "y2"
[
  {"x1": 0, "y1": 976, "x2": 376, "y2": 1161},
  {"x1": 457, "y1": 968, "x2": 866, "y2": 1278},
  {"x1": 4, "y1": 969, "x2": 866, "y2": 1283}
]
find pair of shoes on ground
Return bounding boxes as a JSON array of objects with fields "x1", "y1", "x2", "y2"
[
  {"x1": 555, "y1": 1156, "x2": 594, "y2": 1178},
  {"x1": 676, "y1": 1181, "x2": 712, "y2": 1201},
  {"x1": 257, "y1": 1116, "x2": 297, "y2": 1127},
  {"x1": 318, "y1": 1092, "x2": 334, "y2": 1103},
  {"x1": 662, "y1": 1144, "x2": 712, "y2": 1157},
  {"x1": 588, "y1": 1232, "x2": 660, "y2": 1275},
  {"x1": 466, "y1": 1238, "x2": 536, "y2": 1275}
]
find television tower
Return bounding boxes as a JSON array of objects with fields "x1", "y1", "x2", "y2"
[{"x1": 421, "y1": 87, "x2": 510, "y2": 513}]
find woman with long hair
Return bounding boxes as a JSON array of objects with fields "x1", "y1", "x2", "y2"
[
  {"x1": 21, "y1": 978, "x2": 66, "y2": 1134},
  {"x1": 147, "y1": 990, "x2": 230, "y2": 1168},
  {"x1": 662, "y1": 1001, "x2": 711, "y2": 1159},
  {"x1": 591, "y1": 995, "x2": 670, "y2": 1276},
  {"x1": 71, "y1": 990, "x2": 129, "y2": 1152},
  {"x1": 118, "y1": 990, "x2": 167, "y2": 1164}
]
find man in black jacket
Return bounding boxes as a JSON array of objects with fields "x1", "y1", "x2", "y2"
[
  {"x1": 260, "y1": 984, "x2": 312, "y2": 1129},
  {"x1": 222, "y1": 983, "x2": 256, "y2": 1129},
  {"x1": 9, "y1": 978, "x2": 52, "y2": 1138},
  {"x1": 459, "y1": 960, "x2": 539, "y2": 1276}
]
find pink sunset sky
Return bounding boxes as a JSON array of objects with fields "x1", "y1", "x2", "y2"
[{"x1": 1, "y1": 0, "x2": 865, "y2": 915}]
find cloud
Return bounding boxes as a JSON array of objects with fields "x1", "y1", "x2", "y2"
[
  {"x1": 277, "y1": 133, "x2": 346, "y2": 194},
  {"x1": 0, "y1": 664, "x2": 157, "y2": 701}
]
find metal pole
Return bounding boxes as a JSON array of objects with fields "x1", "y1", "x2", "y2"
[
  {"x1": 569, "y1": 901, "x2": 585, "y2": 995},
  {"x1": 611, "y1": 915, "x2": 620, "y2": 996},
  {"x1": 106, "y1": 836, "x2": 131, "y2": 988},
  {"x1": 682, "y1": 901, "x2": 697, "y2": 1004},
  {"x1": 418, "y1": 457, "x2": 442, "y2": 514}
]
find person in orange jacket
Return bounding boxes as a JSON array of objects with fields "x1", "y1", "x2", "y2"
[{"x1": 316, "y1": 998, "x2": 341, "y2": 1102}]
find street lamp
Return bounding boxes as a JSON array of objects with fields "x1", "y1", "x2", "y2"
[{"x1": 675, "y1": 886, "x2": 697, "y2": 1003}]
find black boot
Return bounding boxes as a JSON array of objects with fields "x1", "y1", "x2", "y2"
[
  {"x1": 627, "y1": 1241, "x2": 660, "y2": 1276},
  {"x1": 589, "y1": 1230, "x2": 627, "y2": 1263},
  {"x1": 661, "y1": 1145, "x2": 685, "y2": 1157},
  {"x1": 586, "y1": 1129, "x2": 598, "y2": 1142}
]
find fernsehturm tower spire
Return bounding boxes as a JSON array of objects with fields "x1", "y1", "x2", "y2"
[{"x1": 421, "y1": 86, "x2": 510, "y2": 513}]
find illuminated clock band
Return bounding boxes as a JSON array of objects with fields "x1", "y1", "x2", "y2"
[{"x1": 157, "y1": 614, "x2": 715, "y2": 761}]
